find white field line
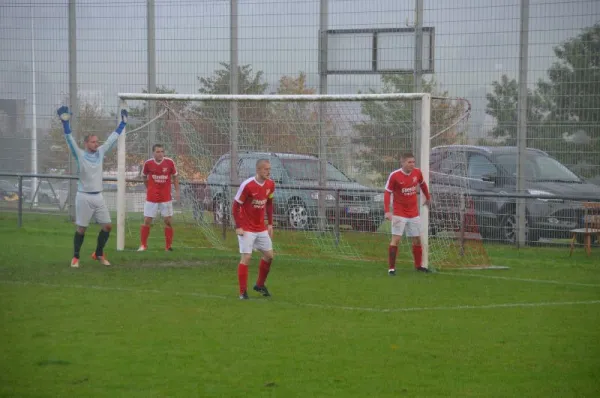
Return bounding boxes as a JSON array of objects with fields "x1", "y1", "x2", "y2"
[
  {"x1": 1, "y1": 280, "x2": 599, "y2": 314},
  {"x1": 437, "y1": 271, "x2": 600, "y2": 288}
]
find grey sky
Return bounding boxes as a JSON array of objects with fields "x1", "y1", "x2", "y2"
[{"x1": 1, "y1": 0, "x2": 599, "y2": 135}]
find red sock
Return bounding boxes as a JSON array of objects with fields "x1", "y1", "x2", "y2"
[
  {"x1": 256, "y1": 258, "x2": 272, "y2": 287},
  {"x1": 412, "y1": 244, "x2": 423, "y2": 268},
  {"x1": 164, "y1": 226, "x2": 173, "y2": 249},
  {"x1": 140, "y1": 225, "x2": 150, "y2": 247},
  {"x1": 238, "y1": 263, "x2": 248, "y2": 294},
  {"x1": 388, "y1": 245, "x2": 398, "y2": 270}
]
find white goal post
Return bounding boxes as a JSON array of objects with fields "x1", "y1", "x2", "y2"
[{"x1": 115, "y1": 93, "x2": 431, "y2": 266}]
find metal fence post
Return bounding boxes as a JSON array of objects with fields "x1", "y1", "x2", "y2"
[
  {"x1": 17, "y1": 175, "x2": 23, "y2": 228},
  {"x1": 222, "y1": 184, "x2": 227, "y2": 241},
  {"x1": 334, "y1": 189, "x2": 340, "y2": 247}
]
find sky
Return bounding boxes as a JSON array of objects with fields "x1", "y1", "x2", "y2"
[{"x1": 0, "y1": 0, "x2": 599, "y2": 137}]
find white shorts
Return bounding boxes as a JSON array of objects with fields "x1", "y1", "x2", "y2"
[
  {"x1": 144, "y1": 201, "x2": 174, "y2": 218},
  {"x1": 237, "y1": 230, "x2": 273, "y2": 254},
  {"x1": 391, "y1": 216, "x2": 421, "y2": 237},
  {"x1": 75, "y1": 192, "x2": 111, "y2": 227}
]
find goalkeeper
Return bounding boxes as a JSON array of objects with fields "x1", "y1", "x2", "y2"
[{"x1": 57, "y1": 105, "x2": 127, "y2": 268}]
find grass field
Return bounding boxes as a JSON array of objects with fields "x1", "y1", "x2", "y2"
[{"x1": 1, "y1": 211, "x2": 599, "y2": 397}]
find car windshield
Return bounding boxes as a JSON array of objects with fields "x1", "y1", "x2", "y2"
[
  {"x1": 495, "y1": 153, "x2": 581, "y2": 183},
  {"x1": 281, "y1": 159, "x2": 351, "y2": 182}
]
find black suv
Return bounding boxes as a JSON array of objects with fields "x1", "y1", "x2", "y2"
[
  {"x1": 429, "y1": 145, "x2": 600, "y2": 243},
  {"x1": 196, "y1": 152, "x2": 385, "y2": 232}
]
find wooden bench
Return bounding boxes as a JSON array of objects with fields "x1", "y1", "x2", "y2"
[{"x1": 569, "y1": 204, "x2": 600, "y2": 257}]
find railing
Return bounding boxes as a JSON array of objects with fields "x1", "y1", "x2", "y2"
[{"x1": 1, "y1": 172, "x2": 599, "y2": 248}]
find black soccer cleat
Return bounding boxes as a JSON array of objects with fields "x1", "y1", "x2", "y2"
[
  {"x1": 388, "y1": 269, "x2": 396, "y2": 276},
  {"x1": 239, "y1": 291, "x2": 249, "y2": 300},
  {"x1": 416, "y1": 266, "x2": 431, "y2": 273},
  {"x1": 253, "y1": 285, "x2": 271, "y2": 297},
  {"x1": 166, "y1": 247, "x2": 173, "y2": 252}
]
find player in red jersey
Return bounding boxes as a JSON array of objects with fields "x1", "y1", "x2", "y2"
[
  {"x1": 384, "y1": 152, "x2": 431, "y2": 274},
  {"x1": 232, "y1": 159, "x2": 276, "y2": 300},
  {"x1": 138, "y1": 144, "x2": 180, "y2": 251}
]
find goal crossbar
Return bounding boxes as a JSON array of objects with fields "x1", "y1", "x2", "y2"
[
  {"x1": 118, "y1": 92, "x2": 430, "y2": 102},
  {"x1": 114, "y1": 93, "x2": 431, "y2": 268}
]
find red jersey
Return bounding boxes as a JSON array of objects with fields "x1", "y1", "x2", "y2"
[
  {"x1": 233, "y1": 177, "x2": 275, "y2": 233},
  {"x1": 384, "y1": 168, "x2": 430, "y2": 218},
  {"x1": 142, "y1": 157, "x2": 177, "y2": 203}
]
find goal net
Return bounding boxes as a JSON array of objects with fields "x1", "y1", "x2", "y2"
[{"x1": 114, "y1": 93, "x2": 491, "y2": 270}]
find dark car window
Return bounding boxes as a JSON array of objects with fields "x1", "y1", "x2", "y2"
[
  {"x1": 468, "y1": 154, "x2": 498, "y2": 180},
  {"x1": 238, "y1": 158, "x2": 257, "y2": 179},
  {"x1": 214, "y1": 158, "x2": 230, "y2": 175},
  {"x1": 439, "y1": 151, "x2": 467, "y2": 176},
  {"x1": 281, "y1": 159, "x2": 351, "y2": 182},
  {"x1": 496, "y1": 153, "x2": 581, "y2": 182}
]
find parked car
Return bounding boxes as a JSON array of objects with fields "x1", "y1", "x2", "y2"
[
  {"x1": 193, "y1": 152, "x2": 385, "y2": 232},
  {"x1": 0, "y1": 180, "x2": 20, "y2": 201},
  {"x1": 20, "y1": 179, "x2": 63, "y2": 204},
  {"x1": 429, "y1": 145, "x2": 600, "y2": 243}
]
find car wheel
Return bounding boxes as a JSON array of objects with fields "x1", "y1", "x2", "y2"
[
  {"x1": 501, "y1": 213, "x2": 536, "y2": 244},
  {"x1": 213, "y1": 195, "x2": 228, "y2": 225},
  {"x1": 287, "y1": 199, "x2": 309, "y2": 230}
]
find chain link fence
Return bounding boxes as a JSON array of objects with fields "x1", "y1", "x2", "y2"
[{"x1": 1, "y1": 0, "x2": 599, "y2": 254}]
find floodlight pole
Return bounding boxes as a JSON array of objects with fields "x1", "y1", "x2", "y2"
[
  {"x1": 68, "y1": 0, "x2": 78, "y2": 221},
  {"x1": 318, "y1": 0, "x2": 328, "y2": 231},
  {"x1": 230, "y1": 0, "x2": 239, "y2": 198},
  {"x1": 30, "y1": 6, "x2": 38, "y2": 206},
  {"x1": 516, "y1": 0, "x2": 529, "y2": 247},
  {"x1": 413, "y1": 0, "x2": 423, "y2": 162},
  {"x1": 147, "y1": 0, "x2": 157, "y2": 158}
]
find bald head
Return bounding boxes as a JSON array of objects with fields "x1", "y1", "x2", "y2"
[{"x1": 255, "y1": 159, "x2": 271, "y2": 182}]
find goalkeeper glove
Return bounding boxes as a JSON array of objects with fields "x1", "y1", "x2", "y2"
[
  {"x1": 120, "y1": 109, "x2": 128, "y2": 124},
  {"x1": 57, "y1": 106, "x2": 72, "y2": 134},
  {"x1": 57, "y1": 106, "x2": 71, "y2": 122}
]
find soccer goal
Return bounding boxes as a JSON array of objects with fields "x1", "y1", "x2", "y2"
[{"x1": 114, "y1": 92, "x2": 492, "y2": 270}]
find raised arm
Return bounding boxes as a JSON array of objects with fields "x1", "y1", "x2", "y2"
[
  {"x1": 57, "y1": 106, "x2": 82, "y2": 160},
  {"x1": 99, "y1": 109, "x2": 128, "y2": 156}
]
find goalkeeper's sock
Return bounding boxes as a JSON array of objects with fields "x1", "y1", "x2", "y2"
[
  {"x1": 73, "y1": 231, "x2": 85, "y2": 259},
  {"x1": 140, "y1": 225, "x2": 150, "y2": 247},
  {"x1": 388, "y1": 245, "x2": 398, "y2": 270},
  {"x1": 238, "y1": 263, "x2": 248, "y2": 294},
  {"x1": 95, "y1": 229, "x2": 110, "y2": 257},
  {"x1": 412, "y1": 244, "x2": 423, "y2": 269},
  {"x1": 256, "y1": 258, "x2": 272, "y2": 287},
  {"x1": 164, "y1": 226, "x2": 173, "y2": 250}
]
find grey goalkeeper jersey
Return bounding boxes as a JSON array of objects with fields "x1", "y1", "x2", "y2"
[{"x1": 65, "y1": 132, "x2": 119, "y2": 193}]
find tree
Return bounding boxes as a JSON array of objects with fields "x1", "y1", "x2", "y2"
[
  {"x1": 198, "y1": 62, "x2": 269, "y2": 95},
  {"x1": 537, "y1": 23, "x2": 600, "y2": 125},
  {"x1": 125, "y1": 86, "x2": 188, "y2": 172},
  {"x1": 42, "y1": 99, "x2": 114, "y2": 172},
  {"x1": 353, "y1": 74, "x2": 467, "y2": 184},
  {"x1": 264, "y1": 72, "x2": 320, "y2": 153},
  {"x1": 266, "y1": 72, "x2": 347, "y2": 168},
  {"x1": 127, "y1": 86, "x2": 214, "y2": 182},
  {"x1": 484, "y1": 24, "x2": 600, "y2": 177},
  {"x1": 484, "y1": 74, "x2": 546, "y2": 144},
  {"x1": 535, "y1": 23, "x2": 600, "y2": 175},
  {"x1": 195, "y1": 62, "x2": 270, "y2": 157}
]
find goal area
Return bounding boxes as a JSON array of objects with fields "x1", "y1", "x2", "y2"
[{"x1": 114, "y1": 92, "x2": 492, "y2": 270}]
